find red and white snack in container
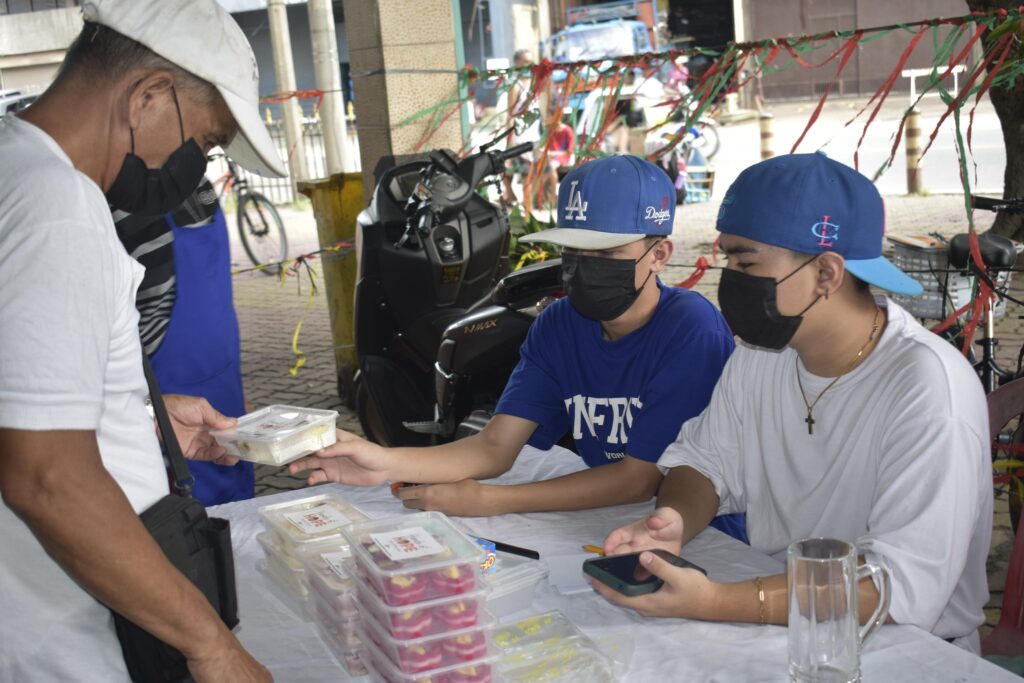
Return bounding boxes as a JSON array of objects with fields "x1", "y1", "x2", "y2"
[
  {"x1": 351, "y1": 567, "x2": 489, "y2": 640},
  {"x1": 357, "y1": 595, "x2": 495, "y2": 674},
  {"x1": 362, "y1": 633, "x2": 500, "y2": 683},
  {"x1": 342, "y1": 511, "x2": 484, "y2": 606}
]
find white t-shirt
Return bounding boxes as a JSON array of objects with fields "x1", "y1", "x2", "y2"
[
  {"x1": 659, "y1": 299, "x2": 991, "y2": 651},
  {"x1": 0, "y1": 116, "x2": 167, "y2": 681}
]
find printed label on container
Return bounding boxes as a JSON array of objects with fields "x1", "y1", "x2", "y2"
[
  {"x1": 321, "y1": 551, "x2": 350, "y2": 581},
  {"x1": 369, "y1": 527, "x2": 445, "y2": 562},
  {"x1": 283, "y1": 504, "x2": 352, "y2": 535}
]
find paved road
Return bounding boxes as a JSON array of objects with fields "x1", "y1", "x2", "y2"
[{"x1": 710, "y1": 96, "x2": 1006, "y2": 197}]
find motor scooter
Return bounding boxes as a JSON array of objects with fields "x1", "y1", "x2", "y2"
[{"x1": 354, "y1": 142, "x2": 563, "y2": 446}]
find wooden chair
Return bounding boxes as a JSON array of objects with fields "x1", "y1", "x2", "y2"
[{"x1": 982, "y1": 377, "x2": 1024, "y2": 656}]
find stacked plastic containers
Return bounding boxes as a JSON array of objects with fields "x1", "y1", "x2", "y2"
[
  {"x1": 256, "y1": 493, "x2": 370, "y2": 676},
  {"x1": 342, "y1": 511, "x2": 500, "y2": 683},
  {"x1": 494, "y1": 611, "x2": 617, "y2": 682}
]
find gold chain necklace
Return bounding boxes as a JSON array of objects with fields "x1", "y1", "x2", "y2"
[{"x1": 796, "y1": 306, "x2": 881, "y2": 435}]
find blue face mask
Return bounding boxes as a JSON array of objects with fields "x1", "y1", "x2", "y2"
[{"x1": 105, "y1": 87, "x2": 207, "y2": 216}]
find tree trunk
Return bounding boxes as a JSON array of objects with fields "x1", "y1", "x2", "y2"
[{"x1": 966, "y1": 0, "x2": 1024, "y2": 239}]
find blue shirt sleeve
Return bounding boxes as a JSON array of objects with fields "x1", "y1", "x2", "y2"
[
  {"x1": 626, "y1": 327, "x2": 735, "y2": 463},
  {"x1": 494, "y1": 308, "x2": 570, "y2": 449}
]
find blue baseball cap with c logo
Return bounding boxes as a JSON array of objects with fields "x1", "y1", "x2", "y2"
[{"x1": 717, "y1": 153, "x2": 923, "y2": 296}]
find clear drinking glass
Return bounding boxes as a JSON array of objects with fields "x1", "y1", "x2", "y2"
[{"x1": 787, "y1": 538, "x2": 891, "y2": 683}]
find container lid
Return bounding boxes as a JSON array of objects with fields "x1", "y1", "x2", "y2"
[
  {"x1": 362, "y1": 628, "x2": 500, "y2": 683},
  {"x1": 298, "y1": 541, "x2": 355, "y2": 594},
  {"x1": 349, "y1": 562, "x2": 489, "y2": 616},
  {"x1": 342, "y1": 511, "x2": 484, "y2": 576},
  {"x1": 259, "y1": 493, "x2": 369, "y2": 546},
  {"x1": 211, "y1": 405, "x2": 338, "y2": 444},
  {"x1": 484, "y1": 552, "x2": 549, "y2": 599}
]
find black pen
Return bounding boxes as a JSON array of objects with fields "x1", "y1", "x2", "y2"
[{"x1": 476, "y1": 536, "x2": 540, "y2": 560}]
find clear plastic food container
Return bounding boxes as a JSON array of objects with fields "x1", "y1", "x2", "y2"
[
  {"x1": 499, "y1": 642, "x2": 615, "y2": 683},
  {"x1": 259, "y1": 493, "x2": 368, "y2": 552},
  {"x1": 358, "y1": 595, "x2": 495, "y2": 674},
  {"x1": 312, "y1": 616, "x2": 368, "y2": 677},
  {"x1": 210, "y1": 405, "x2": 338, "y2": 465},
  {"x1": 494, "y1": 612, "x2": 615, "y2": 683},
  {"x1": 342, "y1": 512, "x2": 484, "y2": 606},
  {"x1": 491, "y1": 611, "x2": 583, "y2": 654},
  {"x1": 351, "y1": 565, "x2": 489, "y2": 640},
  {"x1": 298, "y1": 541, "x2": 359, "y2": 618},
  {"x1": 256, "y1": 556, "x2": 308, "y2": 601},
  {"x1": 256, "y1": 530, "x2": 304, "y2": 572},
  {"x1": 483, "y1": 552, "x2": 548, "y2": 618},
  {"x1": 362, "y1": 632, "x2": 501, "y2": 683}
]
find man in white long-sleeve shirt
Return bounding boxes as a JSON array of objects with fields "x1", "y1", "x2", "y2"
[{"x1": 593, "y1": 153, "x2": 992, "y2": 652}]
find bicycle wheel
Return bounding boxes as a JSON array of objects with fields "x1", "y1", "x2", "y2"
[
  {"x1": 691, "y1": 119, "x2": 720, "y2": 159},
  {"x1": 237, "y1": 192, "x2": 287, "y2": 275}
]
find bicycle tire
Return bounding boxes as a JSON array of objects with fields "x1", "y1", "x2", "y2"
[
  {"x1": 237, "y1": 192, "x2": 287, "y2": 275},
  {"x1": 692, "y1": 119, "x2": 720, "y2": 159}
]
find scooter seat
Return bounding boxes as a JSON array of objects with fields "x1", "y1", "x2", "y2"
[{"x1": 948, "y1": 232, "x2": 1017, "y2": 271}]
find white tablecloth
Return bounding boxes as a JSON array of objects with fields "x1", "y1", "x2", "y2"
[{"x1": 211, "y1": 445, "x2": 1016, "y2": 682}]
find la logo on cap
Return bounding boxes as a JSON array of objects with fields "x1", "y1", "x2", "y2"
[{"x1": 564, "y1": 180, "x2": 588, "y2": 221}]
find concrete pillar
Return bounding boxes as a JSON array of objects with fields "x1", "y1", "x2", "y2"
[
  {"x1": 905, "y1": 108, "x2": 923, "y2": 195},
  {"x1": 308, "y1": 0, "x2": 350, "y2": 174},
  {"x1": 268, "y1": 0, "x2": 308, "y2": 194},
  {"x1": 343, "y1": 0, "x2": 463, "y2": 199},
  {"x1": 759, "y1": 112, "x2": 774, "y2": 160}
]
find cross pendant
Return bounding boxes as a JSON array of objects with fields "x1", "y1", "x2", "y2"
[{"x1": 805, "y1": 412, "x2": 815, "y2": 435}]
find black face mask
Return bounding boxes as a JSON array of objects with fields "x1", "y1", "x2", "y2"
[
  {"x1": 561, "y1": 240, "x2": 659, "y2": 322},
  {"x1": 106, "y1": 87, "x2": 207, "y2": 216},
  {"x1": 717, "y1": 256, "x2": 820, "y2": 350}
]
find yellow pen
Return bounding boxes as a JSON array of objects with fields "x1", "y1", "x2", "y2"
[{"x1": 582, "y1": 544, "x2": 605, "y2": 556}]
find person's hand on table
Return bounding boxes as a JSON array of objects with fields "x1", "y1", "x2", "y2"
[
  {"x1": 289, "y1": 429, "x2": 392, "y2": 486},
  {"x1": 164, "y1": 394, "x2": 238, "y2": 464},
  {"x1": 587, "y1": 549, "x2": 718, "y2": 619},
  {"x1": 603, "y1": 506, "x2": 685, "y2": 556},
  {"x1": 392, "y1": 479, "x2": 495, "y2": 516}
]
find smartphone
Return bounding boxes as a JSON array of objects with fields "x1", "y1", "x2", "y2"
[{"x1": 582, "y1": 550, "x2": 706, "y2": 596}]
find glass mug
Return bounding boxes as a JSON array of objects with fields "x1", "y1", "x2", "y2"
[{"x1": 787, "y1": 538, "x2": 891, "y2": 683}]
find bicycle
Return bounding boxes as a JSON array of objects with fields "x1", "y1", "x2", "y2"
[
  {"x1": 914, "y1": 197, "x2": 1024, "y2": 531},
  {"x1": 208, "y1": 152, "x2": 288, "y2": 275}
]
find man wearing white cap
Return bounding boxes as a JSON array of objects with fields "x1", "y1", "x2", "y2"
[{"x1": 0, "y1": 1, "x2": 284, "y2": 680}]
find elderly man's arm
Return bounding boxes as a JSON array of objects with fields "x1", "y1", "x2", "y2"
[{"x1": 0, "y1": 428, "x2": 271, "y2": 683}]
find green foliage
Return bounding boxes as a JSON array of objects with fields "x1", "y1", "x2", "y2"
[{"x1": 507, "y1": 205, "x2": 561, "y2": 270}]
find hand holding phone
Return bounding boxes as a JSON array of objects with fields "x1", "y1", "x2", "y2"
[{"x1": 582, "y1": 549, "x2": 706, "y2": 596}]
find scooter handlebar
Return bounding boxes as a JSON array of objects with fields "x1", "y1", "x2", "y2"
[{"x1": 497, "y1": 142, "x2": 534, "y2": 161}]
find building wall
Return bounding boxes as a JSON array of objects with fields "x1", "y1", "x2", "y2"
[
  {"x1": 744, "y1": 0, "x2": 972, "y2": 100},
  {"x1": 0, "y1": 6, "x2": 80, "y2": 91},
  {"x1": 231, "y1": 4, "x2": 350, "y2": 117}
]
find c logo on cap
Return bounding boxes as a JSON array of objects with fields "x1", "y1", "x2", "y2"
[{"x1": 811, "y1": 215, "x2": 839, "y2": 248}]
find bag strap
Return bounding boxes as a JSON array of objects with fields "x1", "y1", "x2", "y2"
[{"x1": 141, "y1": 352, "x2": 195, "y2": 497}]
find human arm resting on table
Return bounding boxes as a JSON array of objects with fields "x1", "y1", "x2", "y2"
[
  {"x1": 0, "y1": 429, "x2": 270, "y2": 682},
  {"x1": 395, "y1": 453, "x2": 664, "y2": 516},
  {"x1": 290, "y1": 413, "x2": 536, "y2": 488}
]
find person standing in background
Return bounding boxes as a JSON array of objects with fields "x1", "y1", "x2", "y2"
[{"x1": 115, "y1": 176, "x2": 253, "y2": 505}]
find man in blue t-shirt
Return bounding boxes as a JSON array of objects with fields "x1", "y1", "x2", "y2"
[{"x1": 291, "y1": 156, "x2": 740, "y2": 535}]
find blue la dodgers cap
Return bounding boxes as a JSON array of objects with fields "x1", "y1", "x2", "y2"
[
  {"x1": 520, "y1": 155, "x2": 675, "y2": 250},
  {"x1": 716, "y1": 153, "x2": 923, "y2": 296}
]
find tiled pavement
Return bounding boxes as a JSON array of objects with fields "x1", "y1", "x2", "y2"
[{"x1": 229, "y1": 189, "x2": 1014, "y2": 637}]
